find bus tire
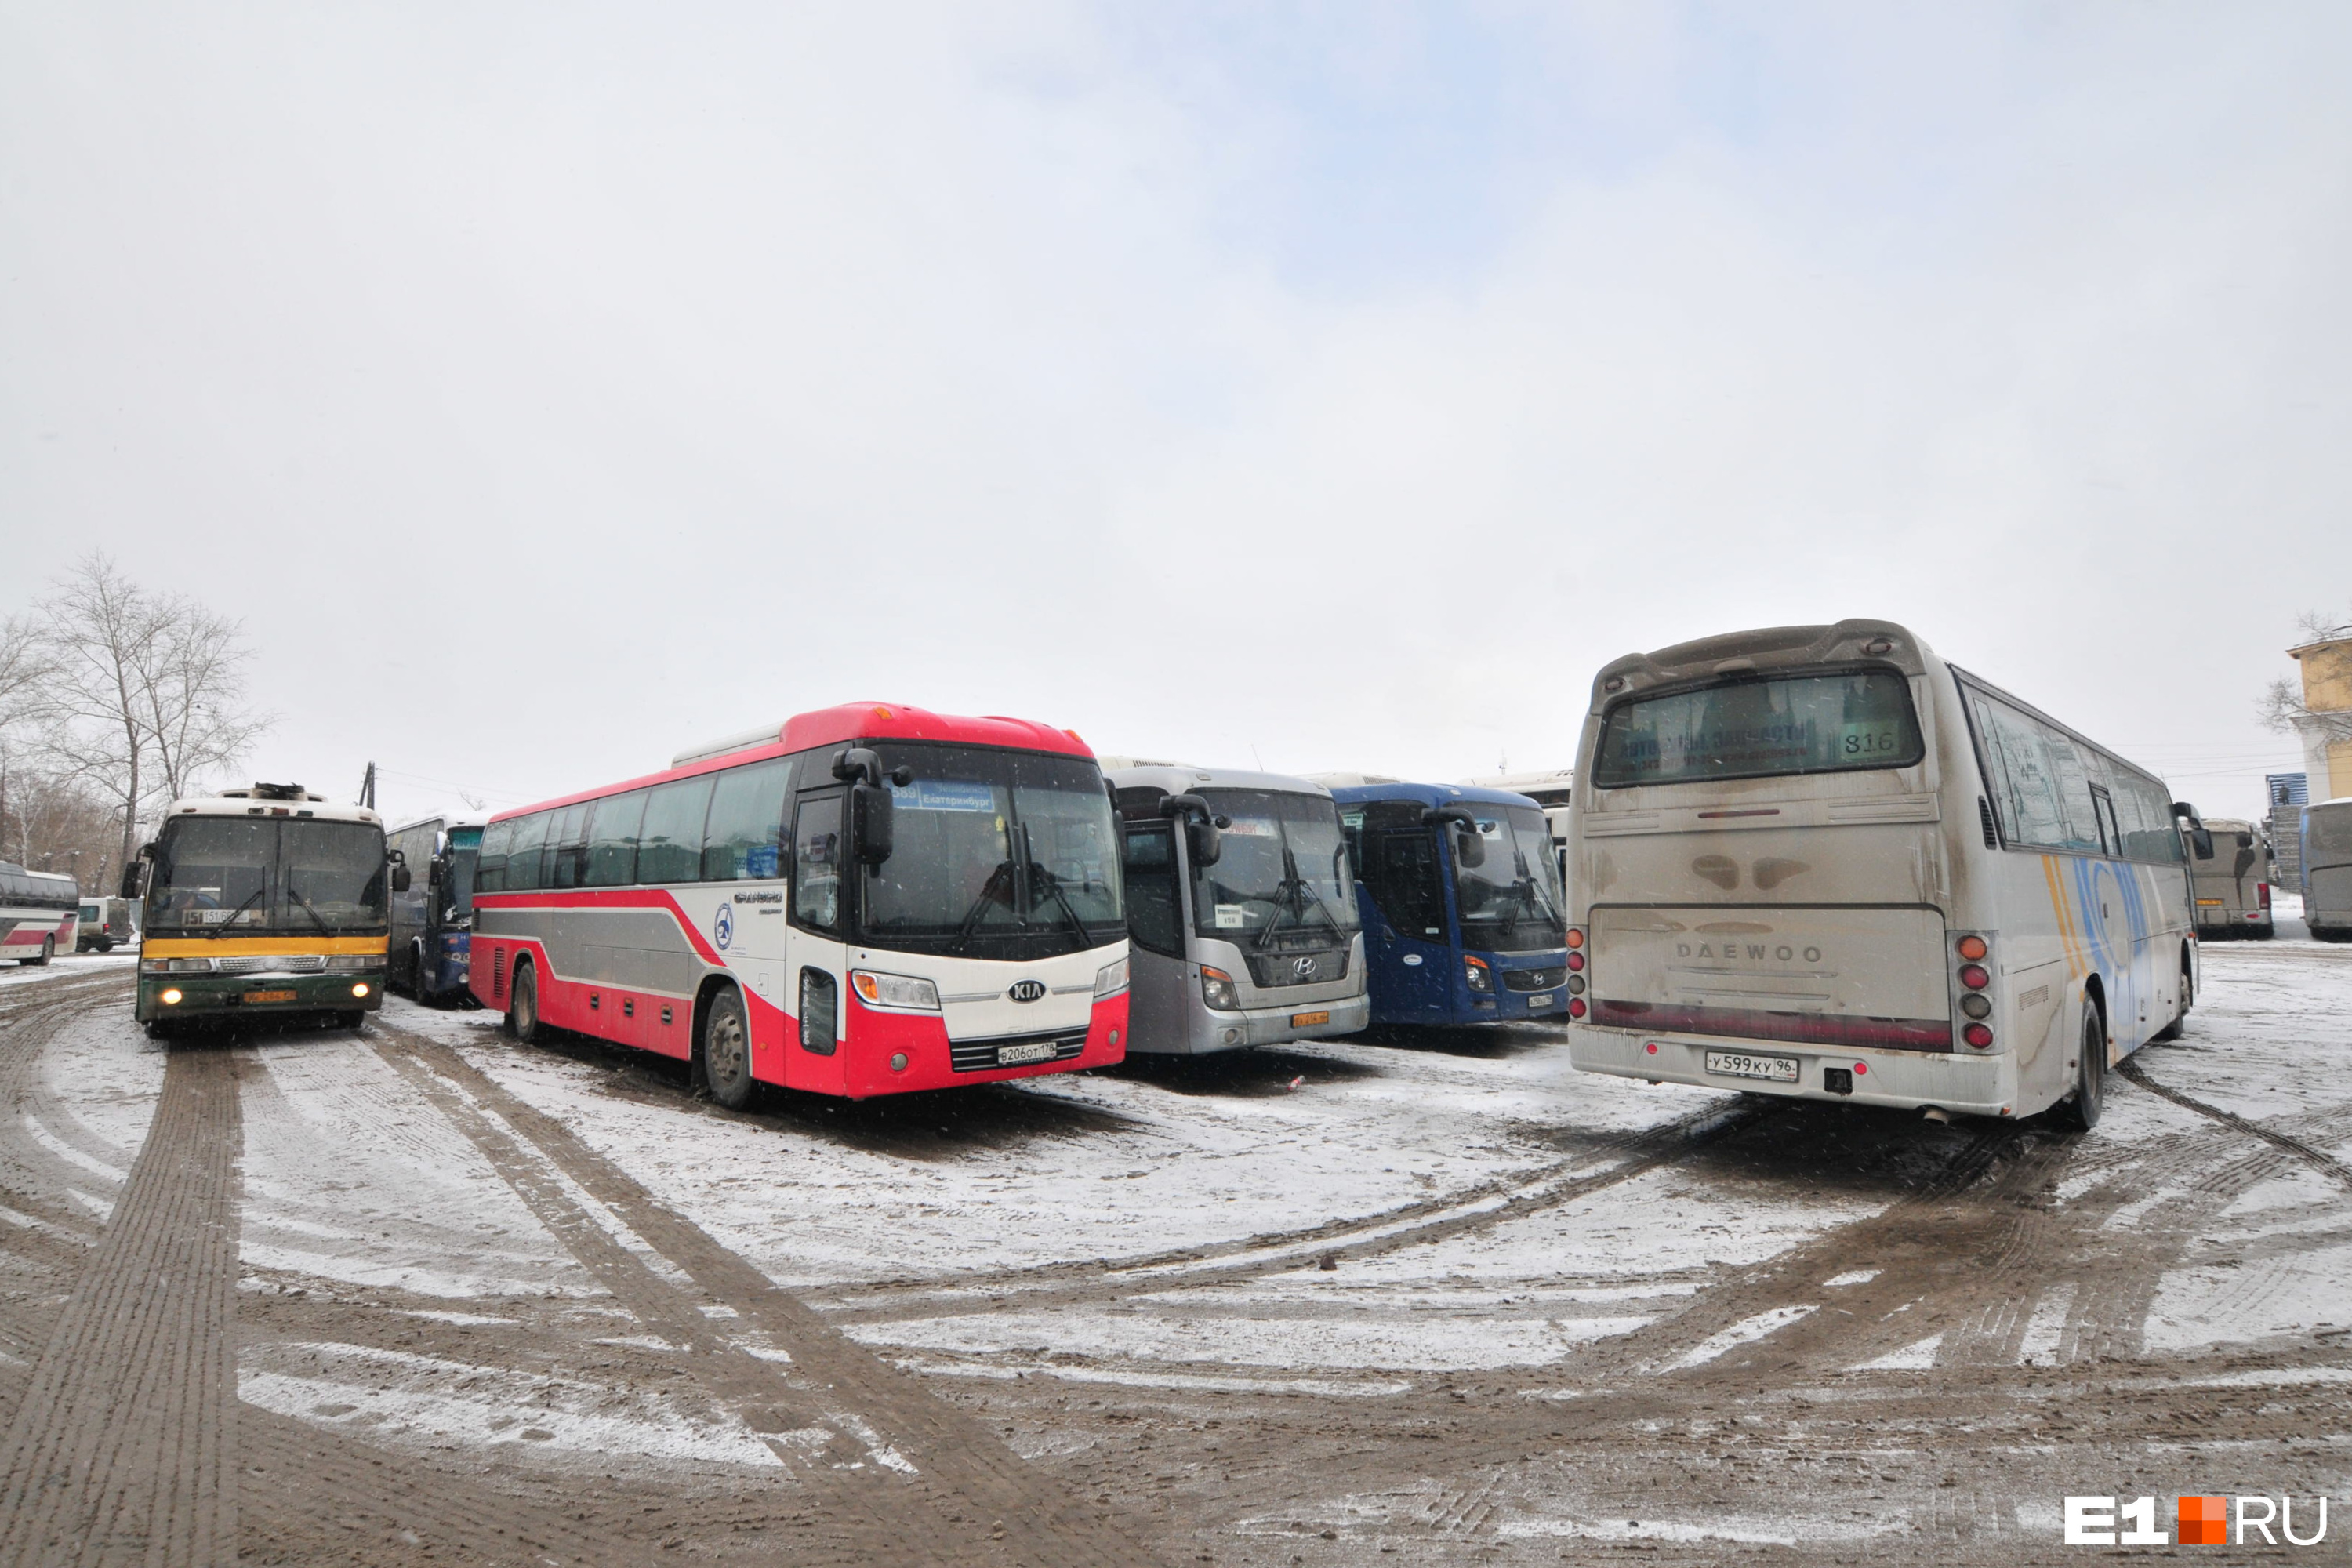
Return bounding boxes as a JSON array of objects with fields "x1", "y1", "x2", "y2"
[
  {"x1": 410, "y1": 940, "x2": 432, "y2": 1004},
  {"x1": 2151, "y1": 952, "x2": 2192, "y2": 1041},
  {"x1": 2060, "y1": 1004, "x2": 2105, "y2": 1131},
  {"x1": 337, "y1": 1011, "x2": 365, "y2": 1030},
  {"x1": 700, "y1": 987, "x2": 755, "y2": 1111},
  {"x1": 507, "y1": 960, "x2": 543, "y2": 1044},
  {"x1": 28, "y1": 936, "x2": 51, "y2": 967}
]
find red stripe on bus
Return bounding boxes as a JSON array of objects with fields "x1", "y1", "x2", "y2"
[
  {"x1": 1590, "y1": 999, "x2": 1953, "y2": 1053},
  {"x1": 474, "y1": 890, "x2": 726, "y2": 966}
]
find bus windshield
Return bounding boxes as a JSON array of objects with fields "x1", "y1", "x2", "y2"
[
  {"x1": 858, "y1": 744, "x2": 1124, "y2": 960},
  {"x1": 1592, "y1": 668, "x2": 1923, "y2": 788},
  {"x1": 1193, "y1": 789, "x2": 1360, "y2": 951},
  {"x1": 149, "y1": 817, "x2": 389, "y2": 934},
  {"x1": 2311, "y1": 806, "x2": 2352, "y2": 867},
  {"x1": 1456, "y1": 804, "x2": 1566, "y2": 953},
  {"x1": 444, "y1": 826, "x2": 481, "y2": 916}
]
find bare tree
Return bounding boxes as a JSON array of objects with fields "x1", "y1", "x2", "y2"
[
  {"x1": 2261, "y1": 601, "x2": 2352, "y2": 739},
  {"x1": 30, "y1": 554, "x2": 270, "y2": 871}
]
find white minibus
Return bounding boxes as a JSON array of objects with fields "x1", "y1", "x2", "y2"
[
  {"x1": 1566, "y1": 619, "x2": 2196, "y2": 1128},
  {"x1": 2303, "y1": 798, "x2": 2352, "y2": 941}
]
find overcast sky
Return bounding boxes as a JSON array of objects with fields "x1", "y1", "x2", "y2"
[{"x1": 5, "y1": 2, "x2": 2347, "y2": 826}]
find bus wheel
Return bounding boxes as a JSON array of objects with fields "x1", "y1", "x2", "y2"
[
  {"x1": 2060, "y1": 1005, "x2": 2105, "y2": 1131},
  {"x1": 701, "y1": 988, "x2": 754, "y2": 1111},
  {"x1": 507, "y1": 961, "x2": 542, "y2": 1045},
  {"x1": 337, "y1": 1011, "x2": 365, "y2": 1030},
  {"x1": 410, "y1": 941, "x2": 432, "y2": 1003},
  {"x1": 28, "y1": 936, "x2": 52, "y2": 967},
  {"x1": 2152, "y1": 953, "x2": 2192, "y2": 1041}
]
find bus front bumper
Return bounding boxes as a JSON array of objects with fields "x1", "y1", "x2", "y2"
[
  {"x1": 1569, "y1": 1025, "x2": 2016, "y2": 1118},
  {"x1": 1161, "y1": 993, "x2": 1371, "y2": 1054},
  {"x1": 137, "y1": 971, "x2": 387, "y2": 1023}
]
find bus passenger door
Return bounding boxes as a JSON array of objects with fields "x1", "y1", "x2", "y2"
[
  {"x1": 786, "y1": 789, "x2": 850, "y2": 1091},
  {"x1": 1363, "y1": 826, "x2": 1450, "y2": 1020},
  {"x1": 2087, "y1": 783, "x2": 2153, "y2": 1047},
  {"x1": 1119, "y1": 822, "x2": 1190, "y2": 1051}
]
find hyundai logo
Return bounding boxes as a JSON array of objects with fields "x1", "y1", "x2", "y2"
[
  {"x1": 1291, "y1": 956, "x2": 1318, "y2": 981},
  {"x1": 1008, "y1": 980, "x2": 1047, "y2": 1003}
]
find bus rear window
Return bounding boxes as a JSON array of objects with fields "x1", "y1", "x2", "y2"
[{"x1": 1592, "y1": 669, "x2": 1923, "y2": 789}]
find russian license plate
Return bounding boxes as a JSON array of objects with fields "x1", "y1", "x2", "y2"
[
  {"x1": 1703, "y1": 1048, "x2": 1799, "y2": 1083},
  {"x1": 1525, "y1": 993, "x2": 1553, "y2": 1010},
  {"x1": 1290, "y1": 1011, "x2": 1330, "y2": 1027},
  {"x1": 244, "y1": 989, "x2": 299, "y2": 1004},
  {"x1": 996, "y1": 1040, "x2": 1060, "y2": 1066}
]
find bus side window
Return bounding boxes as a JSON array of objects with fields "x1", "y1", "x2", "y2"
[
  {"x1": 639, "y1": 775, "x2": 716, "y2": 885},
  {"x1": 476, "y1": 819, "x2": 512, "y2": 892},
  {"x1": 704, "y1": 758, "x2": 790, "y2": 881},
  {"x1": 585, "y1": 791, "x2": 648, "y2": 887},
  {"x1": 792, "y1": 792, "x2": 845, "y2": 935},
  {"x1": 1120, "y1": 822, "x2": 1183, "y2": 957},
  {"x1": 505, "y1": 811, "x2": 551, "y2": 891}
]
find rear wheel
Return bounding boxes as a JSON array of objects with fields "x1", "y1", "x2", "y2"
[
  {"x1": 507, "y1": 960, "x2": 542, "y2": 1044},
  {"x1": 410, "y1": 940, "x2": 432, "y2": 1003},
  {"x1": 701, "y1": 988, "x2": 754, "y2": 1110},
  {"x1": 2059, "y1": 1003, "x2": 2106, "y2": 1130},
  {"x1": 2152, "y1": 951, "x2": 2192, "y2": 1041},
  {"x1": 28, "y1": 936, "x2": 52, "y2": 967}
]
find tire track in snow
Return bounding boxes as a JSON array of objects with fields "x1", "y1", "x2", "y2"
[
  {"x1": 0, "y1": 1043, "x2": 240, "y2": 1568},
  {"x1": 372, "y1": 1018, "x2": 1167, "y2": 1568}
]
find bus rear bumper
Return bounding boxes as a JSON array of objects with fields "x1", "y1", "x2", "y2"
[{"x1": 1568, "y1": 1025, "x2": 2016, "y2": 1117}]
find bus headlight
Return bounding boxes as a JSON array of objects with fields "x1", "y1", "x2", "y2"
[
  {"x1": 1093, "y1": 956, "x2": 1129, "y2": 999},
  {"x1": 850, "y1": 970, "x2": 941, "y2": 1011},
  {"x1": 326, "y1": 956, "x2": 376, "y2": 973},
  {"x1": 146, "y1": 957, "x2": 214, "y2": 974},
  {"x1": 1465, "y1": 955, "x2": 1492, "y2": 993},
  {"x1": 1199, "y1": 966, "x2": 1239, "y2": 1011},
  {"x1": 350, "y1": 982, "x2": 371, "y2": 998},
  {"x1": 161, "y1": 988, "x2": 183, "y2": 1005}
]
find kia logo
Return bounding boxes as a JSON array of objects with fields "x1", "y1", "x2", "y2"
[
  {"x1": 1008, "y1": 980, "x2": 1047, "y2": 1003},
  {"x1": 1291, "y1": 956, "x2": 1317, "y2": 981}
]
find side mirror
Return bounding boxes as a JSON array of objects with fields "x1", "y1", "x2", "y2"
[
  {"x1": 1160, "y1": 793, "x2": 1224, "y2": 868},
  {"x1": 1425, "y1": 804, "x2": 1485, "y2": 869},
  {"x1": 852, "y1": 782, "x2": 895, "y2": 866},
  {"x1": 119, "y1": 865, "x2": 142, "y2": 901},
  {"x1": 392, "y1": 865, "x2": 412, "y2": 893},
  {"x1": 2192, "y1": 828, "x2": 2214, "y2": 861}
]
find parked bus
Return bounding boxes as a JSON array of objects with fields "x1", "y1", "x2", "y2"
[
  {"x1": 389, "y1": 811, "x2": 488, "y2": 1003},
  {"x1": 129, "y1": 783, "x2": 401, "y2": 1032},
  {"x1": 75, "y1": 895, "x2": 135, "y2": 951},
  {"x1": 1316, "y1": 779, "x2": 1570, "y2": 1028},
  {"x1": 467, "y1": 703, "x2": 1131, "y2": 1105},
  {"x1": 1, "y1": 863, "x2": 80, "y2": 965},
  {"x1": 2187, "y1": 816, "x2": 2274, "y2": 939},
  {"x1": 1566, "y1": 619, "x2": 2196, "y2": 1128},
  {"x1": 2303, "y1": 797, "x2": 2352, "y2": 941},
  {"x1": 1107, "y1": 763, "x2": 1367, "y2": 1054}
]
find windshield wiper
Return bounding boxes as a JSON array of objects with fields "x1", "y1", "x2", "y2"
[
  {"x1": 949, "y1": 859, "x2": 1019, "y2": 953},
  {"x1": 287, "y1": 885, "x2": 332, "y2": 936},
  {"x1": 203, "y1": 886, "x2": 267, "y2": 937},
  {"x1": 1257, "y1": 844, "x2": 1345, "y2": 949}
]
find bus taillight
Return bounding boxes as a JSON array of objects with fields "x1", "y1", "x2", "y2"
[
  {"x1": 2258, "y1": 882, "x2": 2272, "y2": 909},
  {"x1": 1955, "y1": 935, "x2": 1987, "y2": 961},
  {"x1": 1958, "y1": 963, "x2": 1989, "y2": 991},
  {"x1": 1565, "y1": 927, "x2": 1584, "y2": 949},
  {"x1": 1568, "y1": 997, "x2": 1587, "y2": 1019},
  {"x1": 1962, "y1": 1023, "x2": 1994, "y2": 1050}
]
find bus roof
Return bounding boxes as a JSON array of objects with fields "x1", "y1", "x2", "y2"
[
  {"x1": 1321, "y1": 779, "x2": 1547, "y2": 811},
  {"x1": 1105, "y1": 763, "x2": 1336, "y2": 799},
  {"x1": 1460, "y1": 769, "x2": 1574, "y2": 804},
  {"x1": 162, "y1": 786, "x2": 381, "y2": 828},
  {"x1": 0, "y1": 863, "x2": 78, "y2": 891},
  {"x1": 493, "y1": 703, "x2": 1097, "y2": 826},
  {"x1": 1591, "y1": 619, "x2": 1930, "y2": 708},
  {"x1": 669, "y1": 703, "x2": 1092, "y2": 768},
  {"x1": 387, "y1": 811, "x2": 492, "y2": 836}
]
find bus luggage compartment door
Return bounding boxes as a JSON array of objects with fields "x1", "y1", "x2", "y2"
[{"x1": 1588, "y1": 906, "x2": 1950, "y2": 1046}]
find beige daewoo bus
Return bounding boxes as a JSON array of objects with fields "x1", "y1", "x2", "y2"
[
  {"x1": 1566, "y1": 619, "x2": 2197, "y2": 1130},
  {"x1": 2187, "y1": 817, "x2": 2274, "y2": 939}
]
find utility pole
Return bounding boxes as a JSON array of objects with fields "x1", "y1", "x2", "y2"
[{"x1": 358, "y1": 760, "x2": 377, "y2": 811}]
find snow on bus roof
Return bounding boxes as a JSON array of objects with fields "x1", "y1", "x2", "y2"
[{"x1": 492, "y1": 704, "x2": 1094, "y2": 826}]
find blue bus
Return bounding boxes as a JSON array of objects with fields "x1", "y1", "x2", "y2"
[
  {"x1": 387, "y1": 812, "x2": 487, "y2": 1004},
  {"x1": 1320, "y1": 779, "x2": 1571, "y2": 1027}
]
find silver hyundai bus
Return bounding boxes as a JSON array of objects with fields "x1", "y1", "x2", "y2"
[
  {"x1": 1109, "y1": 764, "x2": 1370, "y2": 1053},
  {"x1": 2186, "y1": 815, "x2": 2274, "y2": 938}
]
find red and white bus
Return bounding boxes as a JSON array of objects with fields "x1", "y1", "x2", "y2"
[
  {"x1": 2, "y1": 862, "x2": 81, "y2": 966},
  {"x1": 467, "y1": 703, "x2": 1131, "y2": 1104}
]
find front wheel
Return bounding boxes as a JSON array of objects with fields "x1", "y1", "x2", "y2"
[
  {"x1": 506, "y1": 960, "x2": 542, "y2": 1044},
  {"x1": 700, "y1": 988, "x2": 755, "y2": 1110},
  {"x1": 2152, "y1": 953, "x2": 2192, "y2": 1041},
  {"x1": 2059, "y1": 1004, "x2": 2106, "y2": 1130},
  {"x1": 409, "y1": 941, "x2": 433, "y2": 1004}
]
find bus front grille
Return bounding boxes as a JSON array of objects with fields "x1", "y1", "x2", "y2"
[
  {"x1": 1242, "y1": 949, "x2": 1351, "y2": 988},
  {"x1": 215, "y1": 954, "x2": 328, "y2": 976},
  {"x1": 949, "y1": 1030, "x2": 1089, "y2": 1073},
  {"x1": 1504, "y1": 967, "x2": 1566, "y2": 993}
]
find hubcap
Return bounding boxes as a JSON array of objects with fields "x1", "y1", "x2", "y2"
[{"x1": 712, "y1": 1012, "x2": 746, "y2": 1084}]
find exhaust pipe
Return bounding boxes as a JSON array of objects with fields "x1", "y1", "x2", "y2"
[{"x1": 1921, "y1": 1105, "x2": 1953, "y2": 1124}]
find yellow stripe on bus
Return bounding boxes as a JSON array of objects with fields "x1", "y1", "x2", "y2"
[
  {"x1": 140, "y1": 935, "x2": 388, "y2": 959},
  {"x1": 2041, "y1": 855, "x2": 2084, "y2": 981}
]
